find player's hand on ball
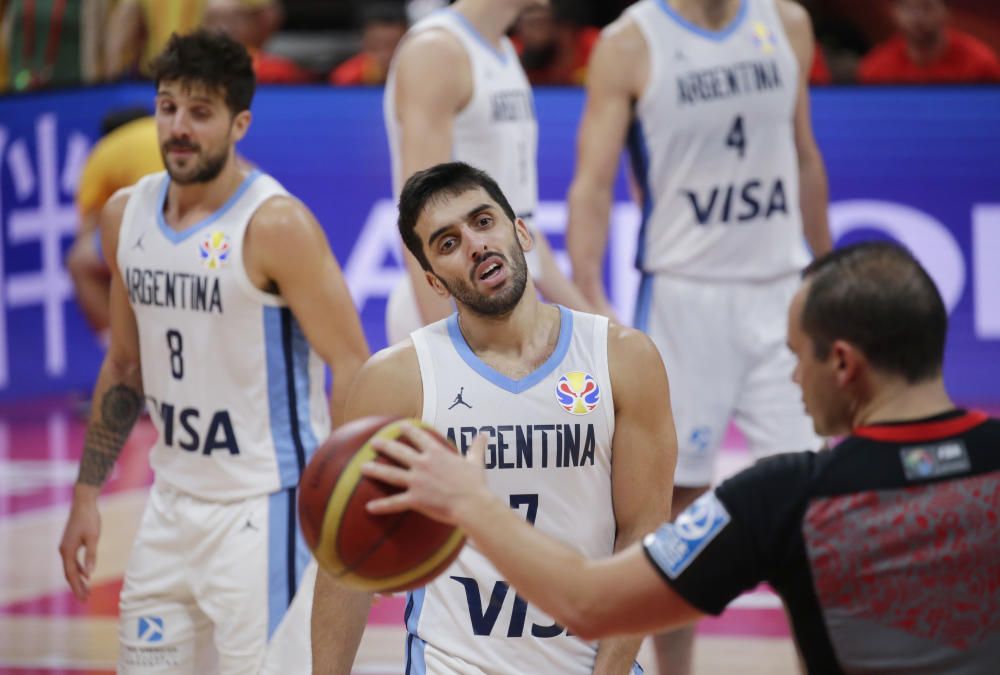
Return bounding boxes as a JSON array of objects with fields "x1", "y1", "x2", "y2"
[{"x1": 363, "y1": 422, "x2": 489, "y2": 525}]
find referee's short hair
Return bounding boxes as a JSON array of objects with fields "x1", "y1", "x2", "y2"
[{"x1": 801, "y1": 242, "x2": 947, "y2": 383}]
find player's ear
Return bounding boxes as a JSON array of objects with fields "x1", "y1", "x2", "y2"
[
  {"x1": 514, "y1": 218, "x2": 534, "y2": 252},
  {"x1": 231, "y1": 110, "x2": 252, "y2": 141},
  {"x1": 425, "y1": 271, "x2": 451, "y2": 299}
]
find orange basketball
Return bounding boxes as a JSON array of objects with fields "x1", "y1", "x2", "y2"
[{"x1": 298, "y1": 416, "x2": 466, "y2": 592}]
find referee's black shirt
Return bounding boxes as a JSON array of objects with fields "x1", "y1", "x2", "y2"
[{"x1": 643, "y1": 410, "x2": 1000, "y2": 674}]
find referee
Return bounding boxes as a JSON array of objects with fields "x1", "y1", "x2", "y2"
[{"x1": 363, "y1": 241, "x2": 1000, "y2": 674}]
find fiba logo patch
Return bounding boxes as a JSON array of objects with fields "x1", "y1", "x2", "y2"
[
  {"x1": 750, "y1": 21, "x2": 777, "y2": 54},
  {"x1": 644, "y1": 492, "x2": 731, "y2": 579},
  {"x1": 137, "y1": 616, "x2": 164, "y2": 643},
  {"x1": 199, "y1": 230, "x2": 231, "y2": 270},
  {"x1": 903, "y1": 447, "x2": 936, "y2": 478},
  {"x1": 556, "y1": 371, "x2": 600, "y2": 415}
]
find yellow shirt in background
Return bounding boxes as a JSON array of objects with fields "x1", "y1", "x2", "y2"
[
  {"x1": 139, "y1": 0, "x2": 206, "y2": 75},
  {"x1": 76, "y1": 116, "x2": 163, "y2": 222}
]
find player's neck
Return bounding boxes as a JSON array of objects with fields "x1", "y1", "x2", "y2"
[
  {"x1": 453, "y1": 0, "x2": 522, "y2": 48},
  {"x1": 852, "y1": 376, "x2": 954, "y2": 429},
  {"x1": 165, "y1": 159, "x2": 245, "y2": 221},
  {"x1": 456, "y1": 290, "x2": 560, "y2": 361},
  {"x1": 671, "y1": 0, "x2": 741, "y2": 30}
]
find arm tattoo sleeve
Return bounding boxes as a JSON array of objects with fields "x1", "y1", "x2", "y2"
[{"x1": 77, "y1": 384, "x2": 144, "y2": 487}]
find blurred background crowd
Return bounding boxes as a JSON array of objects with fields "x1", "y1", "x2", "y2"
[{"x1": 1, "y1": 0, "x2": 998, "y2": 93}]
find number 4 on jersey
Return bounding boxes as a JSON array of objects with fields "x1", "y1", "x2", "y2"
[{"x1": 726, "y1": 115, "x2": 746, "y2": 158}]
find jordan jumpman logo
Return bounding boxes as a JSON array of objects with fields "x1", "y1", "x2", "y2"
[{"x1": 449, "y1": 387, "x2": 472, "y2": 410}]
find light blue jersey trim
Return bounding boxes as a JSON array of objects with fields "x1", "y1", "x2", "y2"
[
  {"x1": 634, "y1": 274, "x2": 654, "y2": 332},
  {"x1": 156, "y1": 169, "x2": 262, "y2": 244},
  {"x1": 404, "y1": 589, "x2": 427, "y2": 674},
  {"x1": 289, "y1": 317, "x2": 320, "y2": 466},
  {"x1": 264, "y1": 307, "x2": 300, "y2": 488},
  {"x1": 447, "y1": 305, "x2": 573, "y2": 394},
  {"x1": 626, "y1": 120, "x2": 653, "y2": 270},
  {"x1": 287, "y1": 316, "x2": 318, "y2": 581},
  {"x1": 656, "y1": 0, "x2": 748, "y2": 41},
  {"x1": 448, "y1": 9, "x2": 509, "y2": 64},
  {"x1": 267, "y1": 490, "x2": 290, "y2": 639}
]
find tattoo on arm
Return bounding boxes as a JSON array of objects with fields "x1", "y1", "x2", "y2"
[{"x1": 78, "y1": 384, "x2": 144, "y2": 487}]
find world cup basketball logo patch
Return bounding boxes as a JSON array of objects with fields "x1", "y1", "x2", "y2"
[
  {"x1": 556, "y1": 371, "x2": 600, "y2": 415},
  {"x1": 200, "y1": 230, "x2": 231, "y2": 270},
  {"x1": 750, "y1": 21, "x2": 777, "y2": 54}
]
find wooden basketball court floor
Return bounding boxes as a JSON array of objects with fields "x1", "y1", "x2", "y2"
[{"x1": 0, "y1": 396, "x2": 802, "y2": 674}]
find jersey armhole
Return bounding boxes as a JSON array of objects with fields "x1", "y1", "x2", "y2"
[
  {"x1": 625, "y1": 10, "x2": 662, "y2": 114},
  {"x1": 759, "y1": 0, "x2": 801, "y2": 83},
  {"x1": 114, "y1": 183, "x2": 143, "y2": 278},
  {"x1": 411, "y1": 329, "x2": 437, "y2": 424},
  {"x1": 231, "y1": 194, "x2": 288, "y2": 309},
  {"x1": 594, "y1": 314, "x2": 616, "y2": 440}
]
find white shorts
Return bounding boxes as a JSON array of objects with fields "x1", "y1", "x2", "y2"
[
  {"x1": 635, "y1": 273, "x2": 822, "y2": 487},
  {"x1": 117, "y1": 482, "x2": 311, "y2": 674}
]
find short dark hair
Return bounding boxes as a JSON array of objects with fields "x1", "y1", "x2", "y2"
[
  {"x1": 801, "y1": 242, "x2": 947, "y2": 383},
  {"x1": 397, "y1": 162, "x2": 518, "y2": 271},
  {"x1": 149, "y1": 30, "x2": 256, "y2": 115}
]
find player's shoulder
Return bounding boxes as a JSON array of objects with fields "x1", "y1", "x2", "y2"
[
  {"x1": 595, "y1": 11, "x2": 647, "y2": 59},
  {"x1": 774, "y1": 0, "x2": 813, "y2": 32},
  {"x1": 350, "y1": 340, "x2": 422, "y2": 416},
  {"x1": 395, "y1": 25, "x2": 467, "y2": 70},
  {"x1": 607, "y1": 322, "x2": 662, "y2": 365},
  {"x1": 606, "y1": 321, "x2": 670, "y2": 401},
  {"x1": 587, "y1": 11, "x2": 649, "y2": 95},
  {"x1": 367, "y1": 339, "x2": 419, "y2": 375},
  {"x1": 101, "y1": 185, "x2": 136, "y2": 223},
  {"x1": 248, "y1": 191, "x2": 317, "y2": 239},
  {"x1": 391, "y1": 25, "x2": 472, "y2": 103},
  {"x1": 253, "y1": 191, "x2": 307, "y2": 219}
]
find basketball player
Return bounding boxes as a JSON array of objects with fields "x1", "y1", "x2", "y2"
[
  {"x1": 312, "y1": 162, "x2": 676, "y2": 673},
  {"x1": 565, "y1": 1, "x2": 833, "y2": 668},
  {"x1": 366, "y1": 241, "x2": 1000, "y2": 673},
  {"x1": 383, "y1": 0, "x2": 591, "y2": 345},
  {"x1": 67, "y1": 109, "x2": 162, "y2": 335},
  {"x1": 57, "y1": 31, "x2": 369, "y2": 673}
]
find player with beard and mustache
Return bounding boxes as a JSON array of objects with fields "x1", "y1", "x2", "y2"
[
  {"x1": 58, "y1": 30, "x2": 369, "y2": 674},
  {"x1": 310, "y1": 162, "x2": 677, "y2": 674}
]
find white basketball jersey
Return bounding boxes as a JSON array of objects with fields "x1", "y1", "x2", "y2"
[
  {"x1": 117, "y1": 171, "x2": 330, "y2": 501},
  {"x1": 626, "y1": 0, "x2": 810, "y2": 280},
  {"x1": 384, "y1": 9, "x2": 539, "y2": 220},
  {"x1": 407, "y1": 307, "x2": 616, "y2": 674}
]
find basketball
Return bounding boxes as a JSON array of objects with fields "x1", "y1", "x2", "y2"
[{"x1": 298, "y1": 415, "x2": 466, "y2": 592}]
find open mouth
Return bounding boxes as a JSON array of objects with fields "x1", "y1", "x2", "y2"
[
  {"x1": 473, "y1": 254, "x2": 506, "y2": 283},
  {"x1": 479, "y1": 261, "x2": 502, "y2": 280}
]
